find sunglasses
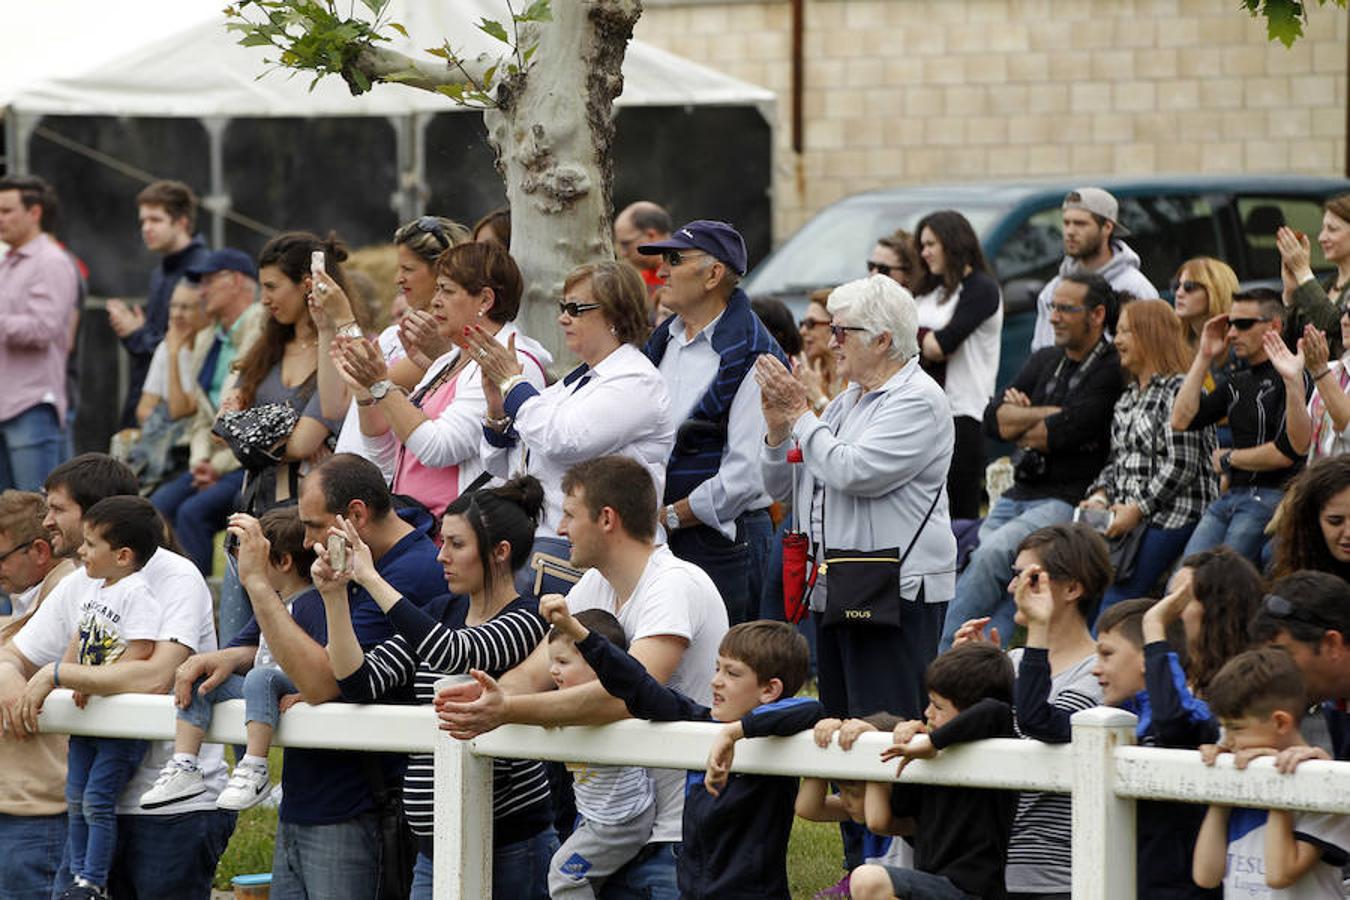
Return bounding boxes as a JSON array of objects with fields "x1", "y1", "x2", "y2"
[
  {"x1": 662, "y1": 249, "x2": 706, "y2": 268},
  {"x1": 558, "y1": 299, "x2": 602, "y2": 318},
  {"x1": 410, "y1": 215, "x2": 450, "y2": 250},
  {"x1": 1228, "y1": 316, "x2": 1272, "y2": 331},
  {"x1": 830, "y1": 324, "x2": 868, "y2": 342},
  {"x1": 1262, "y1": 593, "x2": 1340, "y2": 632},
  {"x1": 867, "y1": 260, "x2": 908, "y2": 277},
  {"x1": 1170, "y1": 279, "x2": 1204, "y2": 294},
  {"x1": 799, "y1": 318, "x2": 830, "y2": 330},
  {"x1": 1050, "y1": 302, "x2": 1086, "y2": 314},
  {"x1": 0, "y1": 538, "x2": 33, "y2": 564}
]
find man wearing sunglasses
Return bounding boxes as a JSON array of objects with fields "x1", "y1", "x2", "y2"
[
  {"x1": 1244, "y1": 572, "x2": 1350, "y2": 767},
  {"x1": 637, "y1": 220, "x2": 788, "y2": 627},
  {"x1": 1030, "y1": 187, "x2": 1158, "y2": 352},
  {"x1": 1172, "y1": 288, "x2": 1312, "y2": 563}
]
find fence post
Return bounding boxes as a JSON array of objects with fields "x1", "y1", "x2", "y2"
[
  {"x1": 1070, "y1": 706, "x2": 1138, "y2": 900},
  {"x1": 432, "y1": 730, "x2": 493, "y2": 899}
]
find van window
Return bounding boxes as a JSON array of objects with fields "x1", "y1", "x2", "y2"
[
  {"x1": 1234, "y1": 196, "x2": 1329, "y2": 281},
  {"x1": 1116, "y1": 195, "x2": 1219, "y2": 290},
  {"x1": 992, "y1": 206, "x2": 1063, "y2": 284}
]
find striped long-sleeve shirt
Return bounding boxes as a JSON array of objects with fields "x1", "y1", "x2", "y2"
[{"x1": 337, "y1": 594, "x2": 551, "y2": 842}]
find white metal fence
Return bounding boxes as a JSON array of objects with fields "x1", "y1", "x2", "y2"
[{"x1": 35, "y1": 692, "x2": 1350, "y2": 900}]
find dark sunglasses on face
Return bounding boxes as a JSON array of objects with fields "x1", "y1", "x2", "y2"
[
  {"x1": 799, "y1": 318, "x2": 830, "y2": 330},
  {"x1": 1170, "y1": 279, "x2": 1204, "y2": 293},
  {"x1": 830, "y1": 324, "x2": 868, "y2": 342},
  {"x1": 662, "y1": 249, "x2": 705, "y2": 268},
  {"x1": 1228, "y1": 316, "x2": 1272, "y2": 331},
  {"x1": 867, "y1": 260, "x2": 909, "y2": 277},
  {"x1": 558, "y1": 299, "x2": 602, "y2": 318}
]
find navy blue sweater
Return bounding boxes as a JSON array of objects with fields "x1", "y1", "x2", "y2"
[{"x1": 576, "y1": 631, "x2": 821, "y2": 900}]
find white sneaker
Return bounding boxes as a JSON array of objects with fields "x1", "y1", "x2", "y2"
[
  {"x1": 139, "y1": 759, "x2": 206, "y2": 809},
  {"x1": 216, "y1": 761, "x2": 271, "y2": 811}
]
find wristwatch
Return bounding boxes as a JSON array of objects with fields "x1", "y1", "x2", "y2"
[
  {"x1": 664, "y1": 504, "x2": 681, "y2": 532},
  {"x1": 369, "y1": 379, "x2": 394, "y2": 401},
  {"x1": 1219, "y1": 450, "x2": 1234, "y2": 475}
]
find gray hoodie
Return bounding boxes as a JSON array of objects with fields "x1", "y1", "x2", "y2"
[{"x1": 1030, "y1": 239, "x2": 1158, "y2": 350}]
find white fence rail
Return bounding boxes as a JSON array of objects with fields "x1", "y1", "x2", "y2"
[{"x1": 35, "y1": 693, "x2": 1350, "y2": 900}]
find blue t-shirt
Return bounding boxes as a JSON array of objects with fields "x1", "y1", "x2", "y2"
[{"x1": 228, "y1": 514, "x2": 446, "y2": 825}]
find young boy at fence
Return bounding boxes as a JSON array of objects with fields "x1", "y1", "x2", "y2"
[
  {"x1": 139, "y1": 507, "x2": 316, "y2": 811},
  {"x1": 797, "y1": 713, "x2": 909, "y2": 868},
  {"x1": 40, "y1": 497, "x2": 164, "y2": 900},
  {"x1": 1085, "y1": 598, "x2": 1222, "y2": 899},
  {"x1": 1193, "y1": 647, "x2": 1350, "y2": 898},
  {"x1": 545, "y1": 608, "x2": 656, "y2": 899},
  {"x1": 847, "y1": 643, "x2": 1018, "y2": 900},
  {"x1": 541, "y1": 597, "x2": 821, "y2": 900}
]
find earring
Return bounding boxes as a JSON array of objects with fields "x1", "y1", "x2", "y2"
[
  {"x1": 610, "y1": 326, "x2": 617, "y2": 336},
  {"x1": 477, "y1": 310, "x2": 484, "y2": 318}
]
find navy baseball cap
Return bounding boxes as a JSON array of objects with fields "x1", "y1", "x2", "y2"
[
  {"x1": 638, "y1": 219, "x2": 748, "y2": 276},
  {"x1": 186, "y1": 248, "x2": 257, "y2": 282}
]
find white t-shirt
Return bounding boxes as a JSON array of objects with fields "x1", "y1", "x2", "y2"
[
  {"x1": 75, "y1": 571, "x2": 161, "y2": 664},
  {"x1": 913, "y1": 281, "x2": 1003, "y2": 421},
  {"x1": 141, "y1": 341, "x2": 196, "y2": 400},
  {"x1": 565, "y1": 545, "x2": 729, "y2": 842},
  {"x1": 13, "y1": 548, "x2": 228, "y2": 814},
  {"x1": 1224, "y1": 807, "x2": 1350, "y2": 899}
]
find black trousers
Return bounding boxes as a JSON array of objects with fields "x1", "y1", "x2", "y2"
[{"x1": 947, "y1": 415, "x2": 986, "y2": 521}]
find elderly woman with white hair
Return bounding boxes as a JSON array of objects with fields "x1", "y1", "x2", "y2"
[{"x1": 756, "y1": 273, "x2": 956, "y2": 724}]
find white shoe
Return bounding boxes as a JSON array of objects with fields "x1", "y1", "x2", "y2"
[
  {"x1": 139, "y1": 759, "x2": 206, "y2": 809},
  {"x1": 216, "y1": 761, "x2": 271, "y2": 811}
]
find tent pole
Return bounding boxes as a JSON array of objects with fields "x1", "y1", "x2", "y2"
[
  {"x1": 202, "y1": 117, "x2": 230, "y2": 249},
  {"x1": 5, "y1": 111, "x2": 35, "y2": 175},
  {"x1": 389, "y1": 114, "x2": 429, "y2": 222}
]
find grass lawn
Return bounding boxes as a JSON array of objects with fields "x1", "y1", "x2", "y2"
[{"x1": 212, "y1": 747, "x2": 846, "y2": 896}]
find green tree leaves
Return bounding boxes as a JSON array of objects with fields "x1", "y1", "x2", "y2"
[{"x1": 1242, "y1": 0, "x2": 1348, "y2": 47}]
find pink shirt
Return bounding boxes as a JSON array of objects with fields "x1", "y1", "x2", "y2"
[
  {"x1": 0, "y1": 234, "x2": 78, "y2": 421},
  {"x1": 392, "y1": 370, "x2": 462, "y2": 517}
]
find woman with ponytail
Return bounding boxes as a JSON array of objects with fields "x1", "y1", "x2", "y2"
[{"x1": 316, "y1": 474, "x2": 555, "y2": 899}]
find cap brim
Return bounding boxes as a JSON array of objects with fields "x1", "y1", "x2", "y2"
[{"x1": 636, "y1": 236, "x2": 698, "y2": 256}]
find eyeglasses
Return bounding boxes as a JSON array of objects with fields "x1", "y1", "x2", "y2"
[
  {"x1": 799, "y1": 318, "x2": 830, "y2": 330},
  {"x1": 830, "y1": 324, "x2": 868, "y2": 342},
  {"x1": 409, "y1": 215, "x2": 450, "y2": 250},
  {"x1": 1262, "y1": 593, "x2": 1340, "y2": 633},
  {"x1": 1228, "y1": 316, "x2": 1272, "y2": 331},
  {"x1": 0, "y1": 539, "x2": 34, "y2": 564},
  {"x1": 662, "y1": 249, "x2": 706, "y2": 268},
  {"x1": 557, "y1": 298, "x2": 602, "y2": 318},
  {"x1": 1170, "y1": 279, "x2": 1204, "y2": 294},
  {"x1": 867, "y1": 260, "x2": 909, "y2": 277},
  {"x1": 1050, "y1": 302, "x2": 1086, "y2": 314}
]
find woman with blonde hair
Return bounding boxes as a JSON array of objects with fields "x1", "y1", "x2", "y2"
[
  {"x1": 1171, "y1": 256, "x2": 1238, "y2": 343},
  {"x1": 1082, "y1": 299, "x2": 1219, "y2": 612}
]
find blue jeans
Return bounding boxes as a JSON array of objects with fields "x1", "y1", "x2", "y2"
[
  {"x1": 218, "y1": 550, "x2": 254, "y2": 648},
  {"x1": 0, "y1": 403, "x2": 65, "y2": 492},
  {"x1": 668, "y1": 508, "x2": 772, "y2": 626},
  {"x1": 883, "y1": 865, "x2": 972, "y2": 899},
  {"x1": 151, "y1": 467, "x2": 245, "y2": 575},
  {"x1": 271, "y1": 812, "x2": 381, "y2": 900},
  {"x1": 410, "y1": 828, "x2": 557, "y2": 900},
  {"x1": 599, "y1": 842, "x2": 680, "y2": 900},
  {"x1": 65, "y1": 736, "x2": 147, "y2": 888},
  {"x1": 0, "y1": 812, "x2": 65, "y2": 899},
  {"x1": 1098, "y1": 523, "x2": 1196, "y2": 621},
  {"x1": 940, "y1": 496, "x2": 1074, "y2": 650},
  {"x1": 180, "y1": 667, "x2": 295, "y2": 732},
  {"x1": 103, "y1": 809, "x2": 236, "y2": 899},
  {"x1": 1183, "y1": 487, "x2": 1284, "y2": 564}
]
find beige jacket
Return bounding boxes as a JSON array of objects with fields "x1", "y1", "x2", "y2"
[{"x1": 188, "y1": 303, "x2": 266, "y2": 473}]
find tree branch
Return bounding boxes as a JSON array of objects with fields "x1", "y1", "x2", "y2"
[{"x1": 352, "y1": 45, "x2": 492, "y2": 95}]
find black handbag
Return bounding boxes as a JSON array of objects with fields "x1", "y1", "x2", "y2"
[
  {"x1": 819, "y1": 483, "x2": 944, "y2": 629},
  {"x1": 1108, "y1": 523, "x2": 1148, "y2": 584},
  {"x1": 212, "y1": 402, "x2": 300, "y2": 470}
]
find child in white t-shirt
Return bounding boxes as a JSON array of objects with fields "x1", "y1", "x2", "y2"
[
  {"x1": 139, "y1": 507, "x2": 315, "y2": 813},
  {"x1": 39, "y1": 497, "x2": 164, "y2": 900},
  {"x1": 1194, "y1": 647, "x2": 1350, "y2": 898},
  {"x1": 544, "y1": 608, "x2": 656, "y2": 899}
]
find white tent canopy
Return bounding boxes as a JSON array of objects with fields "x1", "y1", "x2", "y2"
[{"x1": 0, "y1": 0, "x2": 775, "y2": 117}]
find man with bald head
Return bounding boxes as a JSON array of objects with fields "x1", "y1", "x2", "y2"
[{"x1": 614, "y1": 201, "x2": 673, "y2": 309}]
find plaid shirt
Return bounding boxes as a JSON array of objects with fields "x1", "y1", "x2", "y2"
[{"x1": 1089, "y1": 374, "x2": 1218, "y2": 530}]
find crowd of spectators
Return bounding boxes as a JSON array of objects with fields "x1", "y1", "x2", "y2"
[{"x1": 1, "y1": 174, "x2": 1350, "y2": 899}]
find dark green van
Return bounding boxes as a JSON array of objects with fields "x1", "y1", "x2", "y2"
[{"x1": 744, "y1": 175, "x2": 1350, "y2": 393}]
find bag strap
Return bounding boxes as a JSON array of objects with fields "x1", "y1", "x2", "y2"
[{"x1": 898, "y1": 481, "x2": 944, "y2": 570}]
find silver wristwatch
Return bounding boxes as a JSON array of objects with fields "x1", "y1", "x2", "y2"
[
  {"x1": 369, "y1": 379, "x2": 394, "y2": 401},
  {"x1": 664, "y1": 504, "x2": 681, "y2": 532}
]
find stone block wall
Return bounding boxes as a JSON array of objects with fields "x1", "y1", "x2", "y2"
[{"x1": 635, "y1": 0, "x2": 1349, "y2": 244}]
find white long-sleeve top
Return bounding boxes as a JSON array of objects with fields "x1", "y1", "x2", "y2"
[{"x1": 485, "y1": 342, "x2": 676, "y2": 537}]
